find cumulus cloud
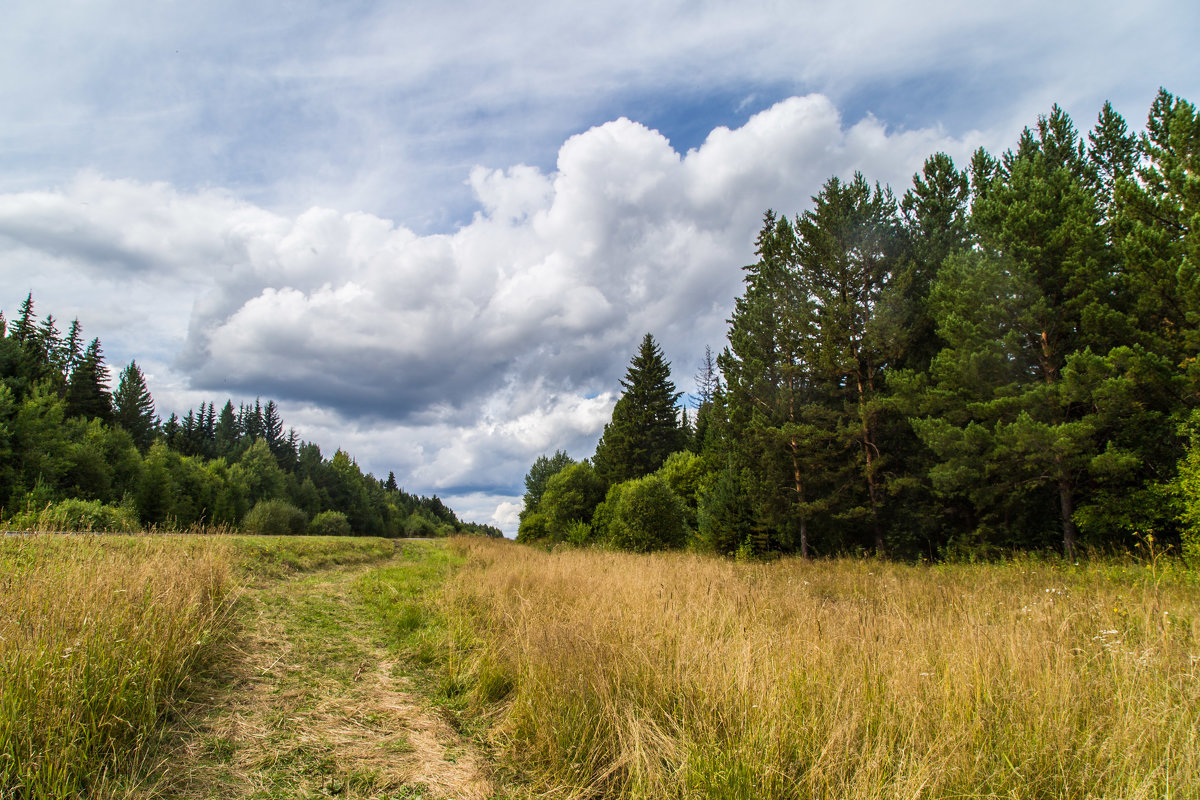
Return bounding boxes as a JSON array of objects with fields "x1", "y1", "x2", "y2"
[
  {"x1": 110, "y1": 96, "x2": 974, "y2": 430},
  {"x1": 1, "y1": 93, "x2": 987, "y2": 534}
]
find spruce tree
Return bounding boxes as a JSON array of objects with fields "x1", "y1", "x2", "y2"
[
  {"x1": 62, "y1": 319, "x2": 83, "y2": 378},
  {"x1": 11, "y1": 294, "x2": 34, "y2": 346},
  {"x1": 65, "y1": 338, "x2": 112, "y2": 423},
  {"x1": 112, "y1": 361, "x2": 157, "y2": 452},
  {"x1": 215, "y1": 400, "x2": 239, "y2": 456},
  {"x1": 593, "y1": 334, "x2": 686, "y2": 486}
]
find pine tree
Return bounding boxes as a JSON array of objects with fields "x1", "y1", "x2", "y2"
[
  {"x1": 914, "y1": 106, "x2": 1137, "y2": 556},
  {"x1": 797, "y1": 174, "x2": 904, "y2": 555},
  {"x1": 1118, "y1": 89, "x2": 1200, "y2": 385},
  {"x1": 1088, "y1": 101, "x2": 1139, "y2": 226},
  {"x1": 593, "y1": 334, "x2": 686, "y2": 486},
  {"x1": 899, "y1": 153, "x2": 971, "y2": 371},
  {"x1": 718, "y1": 211, "x2": 841, "y2": 556},
  {"x1": 112, "y1": 361, "x2": 157, "y2": 452}
]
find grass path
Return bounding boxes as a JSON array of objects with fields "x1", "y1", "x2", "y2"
[{"x1": 144, "y1": 545, "x2": 493, "y2": 800}]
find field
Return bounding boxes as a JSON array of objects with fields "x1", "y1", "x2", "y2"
[
  {"x1": 441, "y1": 540, "x2": 1200, "y2": 799},
  {"x1": 2, "y1": 534, "x2": 1198, "y2": 799}
]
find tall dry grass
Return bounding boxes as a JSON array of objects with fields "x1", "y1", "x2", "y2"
[
  {"x1": 0, "y1": 535, "x2": 235, "y2": 798},
  {"x1": 446, "y1": 540, "x2": 1200, "y2": 799}
]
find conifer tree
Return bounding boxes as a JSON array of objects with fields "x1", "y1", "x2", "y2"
[
  {"x1": 593, "y1": 334, "x2": 686, "y2": 486},
  {"x1": 112, "y1": 361, "x2": 157, "y2": 452},
  {"x1": 718, "y1": 211, "x2": 840, "y2": 556},
  {"x1": 215, "y1": 400, "x2": 239, "y2": 456},
  {"x1": 914, "y1": 106, "x2": 1138, "y2": 556},
  {"x1": 65, "y1": 338, "x2": 112, "y2": 423},
  {"x1": 899, "y1": 153, "x2": 970, "y2": 371},
  {"x1": 11, "y1": 294, "x2": 34, "y2": 346},
  {"x1": 62, "y1": 319, "x2": 83, "y2": 378},
  {"x1": 798, "y1": 174, "x2": 904, "y2": 554}
]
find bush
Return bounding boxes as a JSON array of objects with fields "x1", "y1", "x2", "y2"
[
  {"x1": 516, "y1": 511, "x2": 550, "y2": 543},
  {"x1": 404, "y1": 514, "x2": 438, "y2": 538},
  {"x1": 6, "y1": 498, "x2": 140, "y2": 532},
  {"x1": 242, "y1": 499, "x2": 308, "y2": 535},
  {"x1": 605, "y1": 475, "x2": 688, "y2": 552},
  {"x1": 308, "y1": 510, "x2": 352, "y2": 537},
  {"x1": 540, "y1": 462, "x2": 605, "y2": 540}
]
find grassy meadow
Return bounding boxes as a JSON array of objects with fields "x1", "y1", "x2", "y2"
[
  {"x1": 442, "y1": 539, "x2": 1200, "y2": 799},
  {"x1": 0, "y1": 533, "x2": 396, "y2": 799},
  {"x1": 4, "y1": 532, "x2": 1198, "y2": 799}
]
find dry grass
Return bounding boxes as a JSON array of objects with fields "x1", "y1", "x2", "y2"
[
  {"x1": 0, "y1": 534, "x2": 235, "y2": 798},
  {"x1": 444, "y1": 540, "x2": 1200, "y2": 799},
  {"x1": 0, "y1": 533, "x2": 403, "y2": 799}
]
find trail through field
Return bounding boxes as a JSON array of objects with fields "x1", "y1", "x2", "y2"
[{"x1": 148, "y1": 554, "x2": 493, "y2": 800}]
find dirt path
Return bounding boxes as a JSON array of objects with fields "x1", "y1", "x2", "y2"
[{"x1": 147, "y1": 556, "x2": 494, "y2": 800}]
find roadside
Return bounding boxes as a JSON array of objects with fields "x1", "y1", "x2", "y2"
[{"x1": 139, "y1": 542, "x2": 493, "y2": 800}]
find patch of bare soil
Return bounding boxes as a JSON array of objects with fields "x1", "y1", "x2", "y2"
[{"x1": 142, "y1": 564, "x2": 493, "y2": 800}]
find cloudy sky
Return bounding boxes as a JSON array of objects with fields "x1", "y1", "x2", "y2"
[{"x1": 2, "y1": 1, "x2": 1196, "y2": 533}]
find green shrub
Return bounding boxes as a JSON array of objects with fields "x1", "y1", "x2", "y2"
[
  {"x1": 404, "y1": 514, "x2": 438, "y2": 538},
  {"x1": 605, "y1": 474, "x2": 688, "y2": 552},
  {"x1": 515, "y1": 511, "x2": 550, "y2": 543},
  {"x1": 540, "y1": 461, "x2": 605, "y2": 540},
  {"x1": 242, "y1": 499, "x2": 308, "y2": 535},
  {"x1": 564, "y1": 519, "x2": 594, "y2": 546},
  {"x1": 6, "y1": 498, "x2": 140, "y2": 532},
  {"x1": 308, "y1": 510, "x2": 352, "y2": 537}
]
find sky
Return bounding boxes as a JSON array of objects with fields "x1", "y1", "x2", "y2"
[{"x1": 2, "y1": 1, "x2": 1197, "y2": 535}]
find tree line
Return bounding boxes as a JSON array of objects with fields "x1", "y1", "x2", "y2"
[
  {"x1": 0, "y1": 296, "x2": 501, "y2": 537},
  {"x1": 519, "y1": 88, "x2": 1200, "y2": 561}
]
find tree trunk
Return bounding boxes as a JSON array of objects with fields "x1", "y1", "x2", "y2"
[
  {"x1": 790, "y1": 442, "x2": 810, "y2": 559},
  {"x1": 1059, "y1": 471, "x2": 1077, "y2": 559}
]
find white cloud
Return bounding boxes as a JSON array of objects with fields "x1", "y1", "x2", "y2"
[{"x1": 1, "y1": 93, "x2": 989, "y2": 533}]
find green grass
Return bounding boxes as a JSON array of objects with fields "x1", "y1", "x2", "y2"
[{"x1": 355, "y1": 542, "x2": 467, "y2": 684}]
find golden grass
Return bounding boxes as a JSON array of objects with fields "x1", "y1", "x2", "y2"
[
  {"x1": 0, "y1": 533, "x2": 399, "y2": 798},
  {"x1": 0, "y1": 534, "x2": 234, "y2": 798},
  {"x1": 444, "y1": 540, "x2": 1200, "y2": 799}
]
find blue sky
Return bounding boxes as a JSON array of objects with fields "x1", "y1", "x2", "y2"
[{"x1": 2, "y1": 0, "x2": 1197, "y2": 533}]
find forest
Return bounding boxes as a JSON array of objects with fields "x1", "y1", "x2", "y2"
[
  {"x1": 0, "y1": 297, "x2": 502, "y2": 537},
  {"x1": 519, "y1": 88, "x2": 1200, "y2": 561}
]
